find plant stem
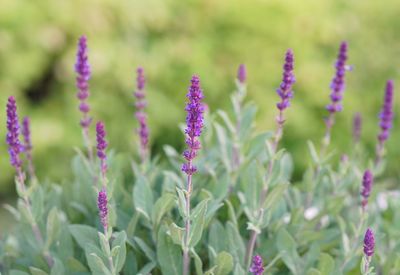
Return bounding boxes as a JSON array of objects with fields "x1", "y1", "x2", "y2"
[
  {"x1": 82, "y1": 124, "x2": 94, "y2": 166},
  {"x1": 183, "y1": 169, "x2": 192, "y2": 275}
]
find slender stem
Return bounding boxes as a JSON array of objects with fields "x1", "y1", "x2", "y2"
[
  {"x1": 183, "y1": 169, "x2": 192, "y2": 275},
  {"x1": 82, "y1": 123, "x2": 94, "y2": 165},
  {"x1": 374, "y1": 141, "x2": 384, "y2": 168}
]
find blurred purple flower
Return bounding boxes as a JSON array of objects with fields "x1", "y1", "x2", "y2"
[
  {"x1": 326, "y1": 42, "x2": 349, "y2": 114},
  {"x1": 134, "y1": 67, "x2": 150, "y2": 161},
  {"x1": 75, "y1": 35, "x2": 92, "y2": 129},
  {"x1": 363, "y1": 228, "x2": 375, "y2": 257},
  {"x1": 276, "y1": 49, "x2": 295, "y2": 115},
  {"x1": 237, "y1": 64, "x2": 247, "y2": 84},
  {"x1": 97, "y1": 188, "x2": 108, "y2": 233},
  {"x1": 378, "y1": 80, "x2": 394, "y2": 142},
  {"x1": 96, "y1": 121, "x2": 108, "y2": 177},
  {"x1": 353, "y1": 112, "x2": 362, "y2": 143},
  {"x1": 21, "y1": 117, "x2": 36, "y2": 178},
  {"x1": 6, "y1": 96, "x2": 22, "y2": 169},
  {"x1": 182, "y1": 75, "x2": 205, "y2": 176},
  {"x1": 249, "y1": 254, "x2": 264, "y2": 275},
  {"x1": 361, "y1": 170, "x2": 373, "y2": 209}
]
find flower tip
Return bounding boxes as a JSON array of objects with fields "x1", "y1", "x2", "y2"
[
  {"x1": 237, "y1": 63, "x2": 247, "y2": 83},
  {"x1": 363, "y1": 228, "x2": 375, "y2": 257}
]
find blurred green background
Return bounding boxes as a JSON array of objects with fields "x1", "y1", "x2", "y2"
[{"x1": 0, "y1": 0, "x2": 399, "y2": 199}]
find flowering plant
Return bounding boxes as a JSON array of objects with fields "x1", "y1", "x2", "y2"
[{"x1": 0, "y1": 37, "x2": 398, "y2": 275}]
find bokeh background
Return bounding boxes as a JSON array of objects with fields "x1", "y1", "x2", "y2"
[{"x1": 0, "y1": 0, "x2": 399, "y2": 221}]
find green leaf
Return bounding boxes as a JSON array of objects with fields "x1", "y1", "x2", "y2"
[
  {"x1": 133, "y1": 175, "x2": 154, "y2": 220},
  {"x1": 10, "y1": 271, "x2": 29, "y2": 275},
  {"x1": 208, "y1": 220, "x2": 227, "y2": 254},
  {"x1": 45, "y1": 207, "x2": 60, "y2": 250},
  {"x1": 307, "y1": 140, "x2": 320, "y2": 164},
  {"x1": 233, "y1": 264, "x2": 246, "y2": 275},
  {"x1": 217, "y1": 110, "x2": 236, "y2": 134},
  {"x1": 191, "y1": 248, "x2": 204, "y2": 275},
  {"x1": 157, "y1": 226, "x2": 182, "y2": 275},
  {"x1": 137, "y1": 262, "x2": 157, "y2": 275},
  {"x1": 168, "y1": 222, "x2": 185, "y2": 247},
  {"x1": 50, "y1": 258, "x2": 65, "y2": 275},
  {"x1": 88, "y1": 253, "x2": 112, "y2": 275},
  {"x1": 276, "y1": 229, "x2": 301, "y2": 275},
  {"x1": 176, "y1": 187, "x2": 188, "y2": 218},
  {"x1": 29, "y1": 267, "x2": 48, "y2": 275},
  {"x1": 263, "y1": 183, "x2": 288, "y2": 211},
  {"x1": 214, "y1": 251, "x2": 234, "y2": 275},
  {"x1": 152, "y1": 193, "x2": 175, "y2": 227},
  {"x1": 112, "y1": 231, "x2": 127, "y2": 273},
  {"x1": 66, "y1": 257, "x2": 88, "y2": 272},
  {"x1": 98, "y1": 232, "x2": 110, "y2": 256},
  {"x1": 318, "y1": 253, "x2": 335, "y2": 275},
  {"x1": 189, "y1": 199, "x2": 208, "y2": 247},
  {"x1": 307, "y1": 268, "x2": 322, "y2": 275},
  {"x1": 69, "y1": 224, "x2": 99, "y2": 250},
  {"x1": 134, "y1": 236, "x2": 156, "y2": 262},
  {"x1": 226, "y1": 222, "x2": 245, "y2": 267},
  {"x1": 239, "y1": 104, "x2": 257, "y2": 141}
]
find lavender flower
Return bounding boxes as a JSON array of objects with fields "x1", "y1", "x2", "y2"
[
  {"x1": 276, "y1": 49, "x2": 295, "y2": 115},
  {"x1": 75, "y1": 36, "x2": 92, "y2": 129},
  {"x1": 361, "y1": 170, "x2": 373, "y2": 209},
  {"x1": 96, "y1": 121, "x2": 108, "y2": 178},
  {"x1": 97, "y1": 188, "x2": 108, "y2": 233},
  {"x1": 21, "y1": 117, "x2": 36, "y2": 178},
  {"x1": 353, "y1": 112, "x2": 362, "y2": 143},
  {"x1": 237, "y1": 64, "x2": 247, "y2": 84},
  {"x1": 326, "y1": 42, "x2": 349, "y2": 114},
  {"x1": 134, "y1": 67, "x2": 150, "y2": 161},
  {"x1": 182, "y1": 75, "x2": 205, "y2": 176},
  {"x1": 378, "y1": 80, "x2": 394, "y2": 142},
  {"x1": 249, "y1": 255, "x2": 264, "y2": 275},
  {"x1": 6, "y1": 96, "x2": 22, "y2": 169},
  {"x1": 363, "y1": 228, "x2": 375, "y2": 257}
]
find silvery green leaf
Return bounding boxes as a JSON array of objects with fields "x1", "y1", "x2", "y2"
[
  {"x1": 123, "y1": 250, "x2": 138, "y2": 275},
  {"x1": 45, "y1": 207, "x2": 60, "y2": 250},
  {"x1": 208, "y1": 220, "x2": 227, "y2": 254},
  {"x1": 152, "y1": 192, "x2": 175, "y2": 227},
  {"x1": 98, "y1": 232, "x2": 110, "y2": 256},
  {"x1": 112, "y1": 231, "x2": 127, "y2": 273},
  {"x1": 69, "y1": 224, "x2": 99, "y2": 249},
  {"x1": 217, "y1": 110, "x2": 236, "y2": 134},
  {"x1": 50, "y1": 257, "x2": 65, "y2": 275},
  {"x1": 214, "y1": 251, "x2": 234, "y2": 275},
  {"x1": 164, "y1": 170, "x2": 184, "y2": 189},
  {"x1": 306, "y1": 268, "x2": 321, "y2": 275},
  {"x1": 214, "y1": 122, "x2": 231, "y2": 171},
  {"x1": 137, "y1": 262, "x2": 156, "y2": 275},
  {"x1": 134, "y1": 236, "x2": 156, "y2": 262},
  {"x1": 246, "y1": 131, "x2": 274, "y2": 161},
  {"x1": 317, "y1": 253, "x2": 334, "y2": 275},
  {"x1": 176, "y1": 187, "x2": 188, "y2": 218},
  {"x1": 10, "y1": 271, "x2": 29, "y2": 275},
  {"x1": 224, "y1": 199, "x2": 238, "y2": 226},
  {"x1": 276, "y1": 228, "x2": 301, "y2": 275},
  {"x1": 29, "y1": 267, "x2": 48, "y2": 275},
  {"x1": 88, "y1": 253, "x2": 112, "y2": 275},
  {"x1": 168, "y1": 222, "x2": 185, "y2": 248},
  {"x1": 226, "y1": 222, "x2": 245, "y2": 267},
  {"x1": 133, "y1": 174, "x2": 153, "y2": 220},
  {"x1": 239, "y1": 103, "x2": 257, "y2": 141},
  {"x1": 243, "y1": 161, "x2": 263, "y2": 215},
  {"x1": 66, "y1": 257, "x2": 88, "y2": 272},
  {"x1": 233, "y1": 264, "x2": 246, "y2": 275},
  {"x1": 263, "y1": 183, "x2": 288, "y2": 211},
  {"x1": 189, "y1": 199, "x2": 208, "y2": 247},
  {"x1": 157, "y1": 226, "x2": 182, "y2": 275},
  {"x1": 191, "y1": 248, "x2": 204, "y2": 275}
]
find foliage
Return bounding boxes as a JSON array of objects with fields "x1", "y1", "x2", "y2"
[{"x1": 0, "y1": 60, "x2": 399, "y2": 275}]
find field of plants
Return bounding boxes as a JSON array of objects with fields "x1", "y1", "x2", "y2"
[{"x1": 0, "y1": 0, "x2": 399, "y2": 274}]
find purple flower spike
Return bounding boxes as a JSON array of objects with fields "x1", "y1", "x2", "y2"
[
  {"x1": 97, "y1": 188, "x2": 108, "y2": 233},
  {"x1": 326, "y1": 42, "x2": 349, "y2": 114},
  {"x1": 249, "y1": 255, "x2": 264, "y2": 275},
  {"x1": 237, "y1": 64, "x2": 247, "y2": 84},
  {"x1": 363, "y1": 228, "x2": 375, "y2": 257},
  {"x1": 96, "y1": 121, "x2": 108, "y2": 177},
  {"x1": 353, "y1": 112, "x2": 362, "y2": 143},
  {"x1": 361, "y1": 170, "x2": 373, "y2": 209},
  {"x1": 378, "y1": 80, "x2": 394, "y2": 142},
  {"x1": 276, "y1": 49, "x2": 295, "y2": 115},
  {"x1": 75, "y1": 35, "x2": 92, "y2": 129},
  {"x1": 134, "y1": 67, "x2": 150, "y2": 162},
  {"x1": 6, "y1": 96, "x2": 22, "y2": 169},
  {"x1": 182, "y1": 75, "x2": 205, "y2": 176},
  {"x1": 21, "y1": 117, "x2": 36, "y2": 178}
]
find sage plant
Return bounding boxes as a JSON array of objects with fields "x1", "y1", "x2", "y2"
[
  {"x1": 75, "y1": 35, "x2": 93, "y2": 162},
  {"x1": 134, "y1": 67, "x2": 150, "y2": 162},
  {"x1": 181, "y1": 75, "x2": 205, "y2": 275},
  {"x1": 375, "y1": 80, "x2": 394, "y2": 166}
]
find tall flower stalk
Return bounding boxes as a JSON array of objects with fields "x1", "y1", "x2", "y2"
[
  {"x1": 232, "y1": 64, "x2": 247, "y2": 168},
  {"x1": 6, "y1": 96, "x2": 53, "y2": 267},
  {"x1": 21, "y1": 116, "x2": 36, "y2": 180},
  {"x1": 322, "y1": 42, "x2": 349, "y2": 153},
  {"x1": 95, "y1": 121, "x2": 116, "y2": 273},
  {"x1": 245, "y1": 49, "x2": 295, "y2": 268},
  {"x1": 75, "y1": 35, "x2": 94, "y2": 163},
  {"x1": 375, "y1": 80, "x2": 394, "y2": 166},
  {"x1": 134, "y1": 67, "x2": 150, "y2": 163},
  {"x1": 361, "y1": 170, "x2": 373, "y2": 211},
  {"x1": 182, "y1": 75, "x2": 205, "y2": 275}
]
